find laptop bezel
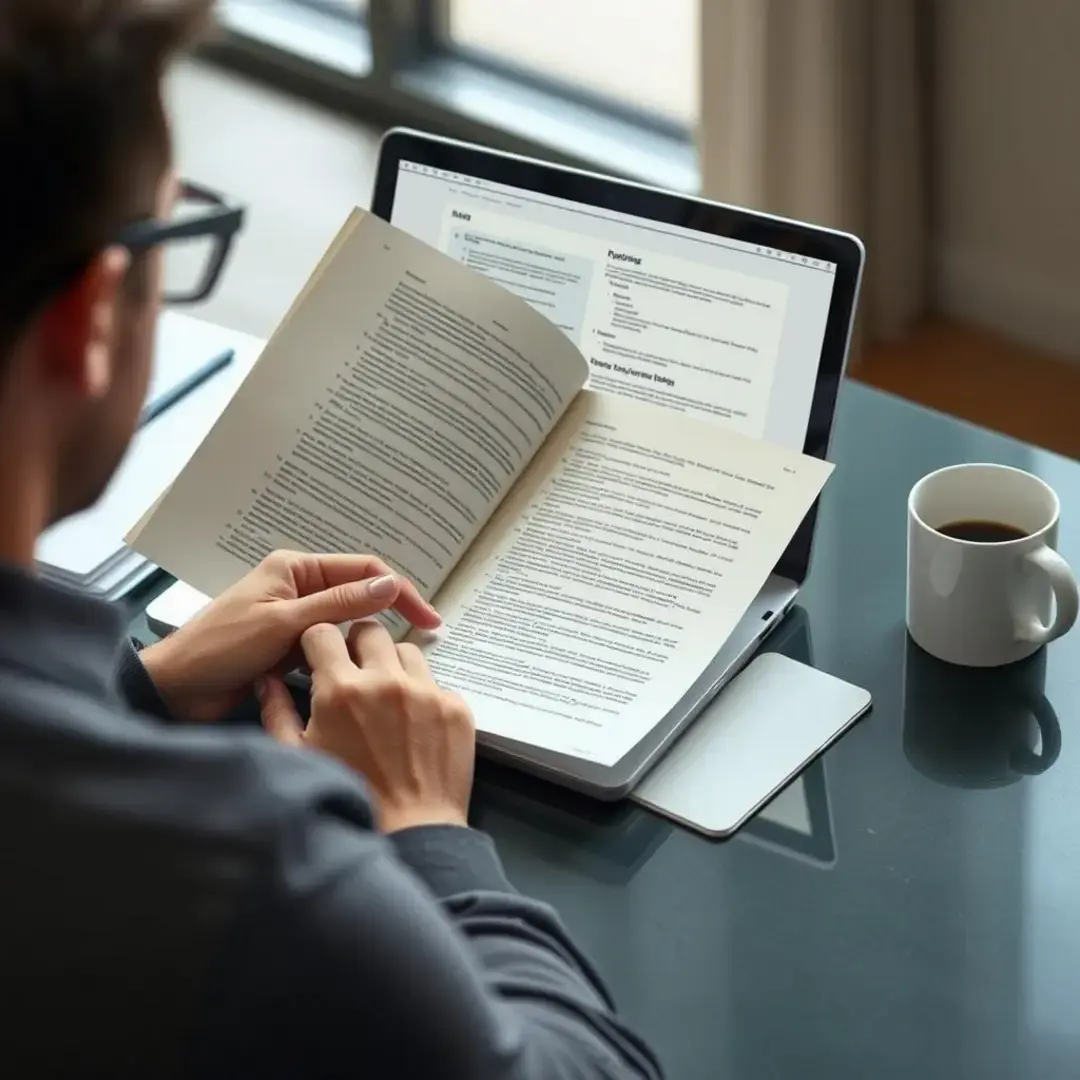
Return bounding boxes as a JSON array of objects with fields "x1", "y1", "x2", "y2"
[{"x1": 371, "y1": 127, "x2": 865, "y2": 585}]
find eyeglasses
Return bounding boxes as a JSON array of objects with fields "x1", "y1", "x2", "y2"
[{"x1": 115, "y1": 180, "x2": 246, "y2": 305}]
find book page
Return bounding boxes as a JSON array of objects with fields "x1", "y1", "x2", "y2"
[
  {"x1": 125, "y1": 216, "x2": 364, "y2": 541},
  {"x1": 415, "y1": 391, "x2": 833, "y2": 766},
  {"x1": 132, "y1": 210, "x2": 589, "y2": 610}
]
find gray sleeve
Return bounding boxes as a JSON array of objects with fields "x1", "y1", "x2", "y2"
[
  {"x1": 115, "y1": 639, "x2": 174, "y2": 722},
  {"x1": 190, "y1": 808, "x2": 662, "y2": 1079}
]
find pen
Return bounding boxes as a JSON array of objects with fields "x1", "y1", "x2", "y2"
[{"x1": 139, "y1": 347, "x2": 235, "y2": 427}]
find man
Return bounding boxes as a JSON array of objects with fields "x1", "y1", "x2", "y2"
[{"x1": 0, "y1": 2, "x2": 661, "y2": 1076}]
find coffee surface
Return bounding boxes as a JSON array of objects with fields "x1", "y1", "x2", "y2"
[{"x1": 936, "y1": 519, "x2": 1028, "y2": 543}]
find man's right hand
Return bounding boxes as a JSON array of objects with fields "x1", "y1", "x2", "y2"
[{"x1": 255, "y1": 621, "x2": 476, "y2": 833}]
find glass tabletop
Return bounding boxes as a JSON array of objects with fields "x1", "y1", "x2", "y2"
[
  {"x1": 467, "y1": 383, "x2": 1080, "y2": 1080},
  {"x1": 126, "y1": 380, "x2": 1080, "y2": 1079}
]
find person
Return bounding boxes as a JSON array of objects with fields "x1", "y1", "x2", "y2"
[{"x1": 0, "y1": 2, "x2": 662, "y2": 1077}]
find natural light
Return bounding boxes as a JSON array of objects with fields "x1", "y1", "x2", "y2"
[{"x1": 448, "y1": 0, "x2": 700, "y2": 125}]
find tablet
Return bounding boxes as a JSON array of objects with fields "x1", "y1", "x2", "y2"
[{"x1": 633, "y1": 653, "x2": 872, "y2": 838}]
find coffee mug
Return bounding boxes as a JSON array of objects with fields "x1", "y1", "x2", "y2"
[{"x1": 907, "y1": 463, "x2": 1079, "y2": 666}]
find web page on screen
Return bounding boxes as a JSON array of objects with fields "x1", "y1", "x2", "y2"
[{"x1": 391, "y1": 163, "x2": 837, "y2": 451}]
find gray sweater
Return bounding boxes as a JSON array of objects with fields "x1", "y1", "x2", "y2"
[{"x1": 0, "y1": 564, "x2": 660, "y2": 1078}]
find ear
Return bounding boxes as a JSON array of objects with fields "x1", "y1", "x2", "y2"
[{"x1": 38, "y1": 246, "x2": 132, "y2": 401}]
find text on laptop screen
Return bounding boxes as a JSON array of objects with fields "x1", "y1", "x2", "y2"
[{"x1": 390, "y1": 162, "x2": 837, "y2": 452}]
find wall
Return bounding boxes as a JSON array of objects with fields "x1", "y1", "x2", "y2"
[{"x1": 935, "y1": 0, "x2": 1080, "y2": 359}]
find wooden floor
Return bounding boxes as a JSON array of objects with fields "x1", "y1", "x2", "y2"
[{"x1": 854, "y1": 320, "x2": 1080, "y2": 460}]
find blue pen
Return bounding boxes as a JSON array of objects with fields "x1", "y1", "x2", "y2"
[{"x1": 139, "y1": 347, "x2": 235, "y2": 427}]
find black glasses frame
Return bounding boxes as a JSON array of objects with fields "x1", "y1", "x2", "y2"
[{"x1": 115, "y1": 180, "x2": 246, "y2": 304}]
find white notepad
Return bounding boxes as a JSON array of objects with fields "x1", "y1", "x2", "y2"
[{"x1": 633, "y1": 653, "x2": 871, "y2": 838}]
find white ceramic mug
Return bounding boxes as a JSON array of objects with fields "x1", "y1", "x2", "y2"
[{"x1": 907, "y1": 463, "x2": 1079, "y2": 667}]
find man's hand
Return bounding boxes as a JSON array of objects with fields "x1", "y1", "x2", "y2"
[
  {"x1": 139, "y1": 551, "x2": 440, "y2": 723},
  {"x1": 257, "y1": 621, "x2": 475, "y2": 833}
]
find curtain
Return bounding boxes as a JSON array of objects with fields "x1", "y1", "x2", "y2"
[{"x1": 697, "y1": 0, "x2": 930, "y2": 349}]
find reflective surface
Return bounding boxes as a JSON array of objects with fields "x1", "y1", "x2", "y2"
[
  {"x1": 128, "y1": 383, "x2": 1080, "y2": 1079},
  {"x1": 471, "y1": 384, "x2": 1080, "y2": 1080}
]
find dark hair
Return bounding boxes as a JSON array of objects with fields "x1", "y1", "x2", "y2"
[{"x1": 0, "y1": 0, "x2": 213, "y2": 350}]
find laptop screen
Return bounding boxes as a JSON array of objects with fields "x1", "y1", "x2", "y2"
[{"x1": 389, "y1": 160, "x2": 838, "y2": 453}]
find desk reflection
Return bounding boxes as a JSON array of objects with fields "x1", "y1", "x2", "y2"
[
  {"x1": 736, "y1": 605, "x2": 837, "y2": 868},
  {"x1": 903, "y1": 636, "x2": 1061, "y2": 788},
  {"x1": 472, "y1": 605, "x2": 841, "y2": 880}
]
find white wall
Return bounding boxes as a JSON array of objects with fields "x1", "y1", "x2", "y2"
[{"x1": 935, "y1": 0, "x2": 1080, "y2": 358}]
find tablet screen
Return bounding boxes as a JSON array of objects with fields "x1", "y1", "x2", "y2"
[{"x1": 389, "y1": 161, "x2": 837, "y2": 452}]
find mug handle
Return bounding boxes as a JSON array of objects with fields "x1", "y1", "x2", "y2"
[
  {"x1": 1016, "y1": 546, "x2": 1080, "y2": 644},
  {"x1": 1010, "y1": 693, "x2": 1062, "y2": 775}
]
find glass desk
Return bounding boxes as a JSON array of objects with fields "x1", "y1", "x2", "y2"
[{"x1": 130, "y1": 382, "x2": 1080, "y2": 1080}]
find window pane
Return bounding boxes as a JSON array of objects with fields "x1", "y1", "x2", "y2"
[
  {"x1": 447, "y1": 0, "x2": 699, "y2": 125},
  {"x1": 304, "y1": 0, "x2": 367, "y2": 13},
  {"x1": 219, "y1": 0, "x2": 371, "y2": 75}
]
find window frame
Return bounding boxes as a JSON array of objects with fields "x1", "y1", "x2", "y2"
[
  {"x1": 202, "y1": 0, "x2": 698, "y2": 191},
  {"x1": 428, "y1": 0, "x2": 695, "y2": 137},
  {"x1": 288, "y1": 0, "x2": 368, "y2": 21}
]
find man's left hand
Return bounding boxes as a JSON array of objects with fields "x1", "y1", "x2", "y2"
[{"x1": 139, "y1": 550, "x2": 441, "y2": 723}]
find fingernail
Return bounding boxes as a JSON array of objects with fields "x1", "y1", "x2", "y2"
[
  {"x1": 253, "y1": 678, "x2": 266, "y2": 702},
  {"x1": 366, "y1": 574, "x2": 398, "y2": 599}
]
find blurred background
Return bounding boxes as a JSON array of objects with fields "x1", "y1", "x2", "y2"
[{"x1": 174, "y1": 0, "x2": 1079, "y2": 458}]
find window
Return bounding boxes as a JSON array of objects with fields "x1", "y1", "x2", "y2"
[
  {"x1": 216, "y1": 0, "x2": 371, "y2": 76},
  {"x1": 206, "y1": 0, "x2": 699, "y2": 190},
  {"x1": 298, "y1": 0, "x2": 367, "y2": 15},
  {"x1": 446, "y1": 0, "x2": 699, "y2": 127}
]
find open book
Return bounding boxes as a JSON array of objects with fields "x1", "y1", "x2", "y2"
[{"x1": 131, "y1": 210, "x2": 833, "y2": 766}]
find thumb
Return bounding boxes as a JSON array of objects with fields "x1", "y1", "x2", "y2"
[
  {"x1": 289, "y1": 574, "x2": 401, "y2": 628},
  {"x1": 256, "y1": 675, "x2": 305, "y2": 747}
]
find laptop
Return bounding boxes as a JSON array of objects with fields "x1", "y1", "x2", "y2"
[{"x1": 147, "y1": 129, "x2": 864, "y2": 799}]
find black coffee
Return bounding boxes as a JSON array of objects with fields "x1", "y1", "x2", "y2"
[{"x1": 936, "y1": 519, "x2": 1028, "y2": 543}]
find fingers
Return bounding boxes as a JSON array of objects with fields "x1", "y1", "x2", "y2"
[
  {"x1": 291, "y1": 573, "x2": 442, "y2": 634},
  {"x1": 256, "y1": 675, "x2": 304, "y2": 747},
  {"x1": 389, "y1": 580, "x2": 442, "y2": 630},
  {"x1": 396, "y1": 642, "x2": 436, "y2": 683},
  {"x1": 291, "y1": 552, "x2": 392, "y2": 586},
  {"x1": 291, "y1": 574, "x2": 400, "y2": 629},
  {"x1": 348, "y1": 619, "x2": 401, "y2": 671},
  {"x1": 300, "y1": 623, "x2": 355, "y2": 679},
  {"x1": 283, "y1": 553, "x2": 441, "y2": 630}
]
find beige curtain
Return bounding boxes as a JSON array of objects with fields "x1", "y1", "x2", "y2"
[{"x1": 698, "y1": 0, "x2": 930, "y2": 348}]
